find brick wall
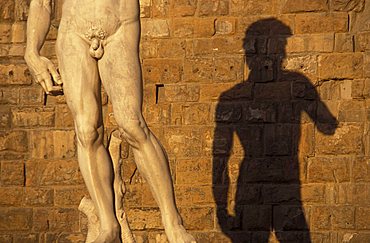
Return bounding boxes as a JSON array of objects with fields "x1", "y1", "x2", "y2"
[{"x1": 0, "y1": 0, "x2": 369, "y2": 242}]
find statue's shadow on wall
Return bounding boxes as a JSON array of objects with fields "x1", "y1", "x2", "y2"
[{"x1": 212, "y1": 18, "x2": 338, "y2": 243}]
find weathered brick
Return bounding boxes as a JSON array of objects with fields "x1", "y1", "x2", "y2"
[
  {"x1": 281, "y1": 55, "x2": 318, "y2": 82},
  {"x1": 214, "y1": 57, "x2": 244, "y2": 82},
  {"x1": 282, "y1": 0, "x2": 328, "y2": 13},
  {"x1": 176, "y1": 158, "x2": 212, "y2": 185},
  {"x1": 46, "y1": 233, "x2": 85, "y2": 243},
  {"x1": 152, "y1": 0, "x2": 169, "y2": 18},
  {"x1": 3, "y1": 43, "x2": 26, "y2": 57},
  {"x1": 139, "y1": 0, "x2": 151, "y2": 18},
  {"x1": 24, "y1": 187, "x2": 54, "y2": 206},
  {"x1": 351, "y1": 79, "x2": 370, "y2": 99},
  {"x1": 124, "y1": 184, "x2": 145, "y2": 207},
  {"x1": 127, "y1": 207, "x2": 163, "y2": 230},
  {"x1": 182, "y1": 103, "x2": 211, "y2": 125},
  {"x1": 0, "y1": 187, "x2": 23, "y2": 206},
  {"x1": 159, "y1": 84, "x2": 200, "y2": 103},
  {"x1": 286, "y1": 34, "x2": 335, "y2": 53},
  {"x1": 338, "y1": 100, "x2": 366, "y2": 122},
  {"x1": 54, "y1": 187, "x2": 87, "y2": 206},
  {"x1": 142, "y1": 58, "x2": 183, "y2": 84},
  {"x1": 14, "y1": 0, "x2": 30, "y2": 21},
  {"x1": 295, "y1": 13, "x2": 348, "y2": 34},
  {"x1": 0, "y1": 108, "x2": 10, "y2": 129},
  {"x1": 199, "y1": 83, "x2": 235, "y2": 102},
  {"x1": 141, "y1": 19, "x2": 170, "y2": 38},
  {"x1": 11, "y1": 22, "x2": 26, "y2": 43},
  {"x1": 13, "y1": 234, "x2": 39, "y2": 243},
  {"x1": 0, "y1": 161, "x2": 24, "y2": 185},
  {"x1": 231, "y1": 0, "x2": 278, "y2": 16},
  {"x1": 315, "y1": 124, "x2": 363, "y2": 155},
  {"x1": 29, "y1": 130, "x2": 76, "y2": 159},
  {"x1": 175, "y1": 185, "x2": 214, "y2": 206},
  {"x1": 215, "y1": 18, "x2": 235, "y2": 35},
  {"x1": 0, "y1": 63, "x2": 31, "y2": 85},
  {"x1": 307, "y1": 34, "x2": 335, "y2": 53},
  {"x1": 0, "y1": 0, "x2": 15, "y2": 21},
  {"x1": 318, "y1": 53, "x2": 363, "y2": 80},
  {"x1": 144, "y1": 103, "x2": 170, "y2": 125},
  {"x1": 26, "y1": 160, "x2": 83, "y2": 186},
  {"x1": 365, "y1": 52, "x2": 370, "y2": 78},
  {"x1": 0, "y1": 235, "x2": 12, "y2": 243},
  {"x1": 12, "y1": 107, "x2": 55, "y2": 127},
  {"x1": 0, "y1": 208, "x2": 32, "y2": 231},
  {"x1": 332, "y1": 0, "x2": 365, "y2": 11},
  {"x1": 170, "y1": 18, "x2": 193, "y2": 38},
  {"x1": 33, "y1": 208, "x2": 80, "y2": 231},
  {"x1": 55, "y1": 105, "x2": 74, "y2": 128},
  {"x1": 183, "y1": 58, "x2": 215, "y2": 83},
  {"x1": 185, "y1": 38, "x2": 214, "y2": 57},
  {"x1": 19, "y1": 87, "x2": 44, "y2": 105},
  {"x1": 179, "y1": 207, "x2": 214, "y2": 230},
  {"x1": 353, "y1": 157, "x2": 369, "y2": 182},
  {"x1": 0, "y1": 130, "x2": 28, "y2": 153},
  {"x1": 163, "y1": 127, "x2": 202, "y2": 157},
  {"x1": 332, "y1": 206, "x2": 356, "y2": 229},
  {"x1": 335, "y1": 33, "x2": 354, "y2": 52},
  {"x1": 355, "y1": 31, "x2": 370, "y2": 52},
  {"x1": 170, "y1": 0, "x2": 197, "y2": 17},
  {"x1": 310, "y1": 206, "x2": 331, "y2": 230},
  {"x1": 157, "y1": 39, "x2": 186, "y2": 58},
  {"x1": 198, "y1": 0, "x2": 229, "y2": 16},
  {"x1": 355, "y1": 207, "x2": 370, "y2": 229},
  {"x1": 339, "y1": 232, "x2": 370, "y2": 243},
  {"x1": 301, "y1": 184, "x2": 327, "y2": 203},
  {"x1": 140, "y1": 40, "x2": 158, "y2": 59},
  {"x1": 171, "y1": 18, "x2": 215, "y2": 38},
  {"x1": 0, "y1": 23, "x2": 12, "y2": 43},
  {"x1": 333, "y1": 183, "x2": 369, "y2": 205},
  {"x1": 213, "y1": 37, "x2": 244, "y2": 55},
  {"x1": 307, "y1": 157, "x2": 351, "y2": 182}
]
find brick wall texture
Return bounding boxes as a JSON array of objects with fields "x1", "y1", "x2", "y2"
[{"x1": 0, "y1": 0, "x2": 370, "y2": 242}]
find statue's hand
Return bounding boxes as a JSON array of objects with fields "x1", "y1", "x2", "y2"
[{"x1": 25, "y1": 53, "x2": 63, "y2": 95}]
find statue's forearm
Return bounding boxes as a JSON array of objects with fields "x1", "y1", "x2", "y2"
[{"x1": 25, "y1": 0, "x2": 52, "y2": 57}]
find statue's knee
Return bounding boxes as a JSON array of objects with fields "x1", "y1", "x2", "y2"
[
  {"x1": 76, "y1": 125, "x2": 100, "y2": 147},
  {"x1": 118, "y1": 118, "x2": 149, "y2": 147}
]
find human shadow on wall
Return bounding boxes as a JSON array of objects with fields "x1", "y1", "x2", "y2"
[{"x1": 212, "y1": 18, "x2": 338, "y2": 243}]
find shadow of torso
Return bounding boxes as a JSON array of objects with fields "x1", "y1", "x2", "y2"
[{"x1": 212, "y1": 19, "x2": 337, "y2": 242}]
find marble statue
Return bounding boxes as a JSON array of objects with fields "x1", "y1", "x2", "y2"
[{"x1": 24, "y1": 1, "x2": 196, "y2": 243}]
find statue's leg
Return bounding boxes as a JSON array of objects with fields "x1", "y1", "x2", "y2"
[
  {"x1": 56, "y1": 33, "x2": 120, "y2": 243},
  {"x1": 97, "y1": 23, "x2": 195, "y2": 243}
]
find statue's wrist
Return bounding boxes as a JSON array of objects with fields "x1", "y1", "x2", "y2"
[{"x1": 24, "y1": 49, "x2": 40, "y2": 60}]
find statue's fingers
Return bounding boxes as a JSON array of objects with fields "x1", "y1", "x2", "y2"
[
  {"x1": 48, "y1": 64, "x2": 62, "y2": 85},
  {"x1": 39, "y1": 80, "x2": 49, "y2": 94},
  {"x1": 41, "y1": 73, "x2": 54, "y2": 94}
]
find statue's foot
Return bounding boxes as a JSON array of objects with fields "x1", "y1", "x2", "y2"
[
  {"x1": 165, "y1": 224, "x2": 196, "y2": 243},
  {"x1": 91, "y1": 227, "x2": 121, "y2": 243}
]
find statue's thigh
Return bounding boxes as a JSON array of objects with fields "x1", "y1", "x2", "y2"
[
  {"x1": 56, "y1": 33, "x2": 102, "y2": 125},
  {"x1": 98, "y1": 37, "x2": 143, "y2": 119}
]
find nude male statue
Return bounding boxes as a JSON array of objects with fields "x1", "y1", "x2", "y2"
[{"x1": 24, "y1": 1, "x2": 196, "y2": 242}]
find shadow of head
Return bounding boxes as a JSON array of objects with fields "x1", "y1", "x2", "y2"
[{"x1": 243, "y1": 18, "x2": 292, "y2": 82}]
